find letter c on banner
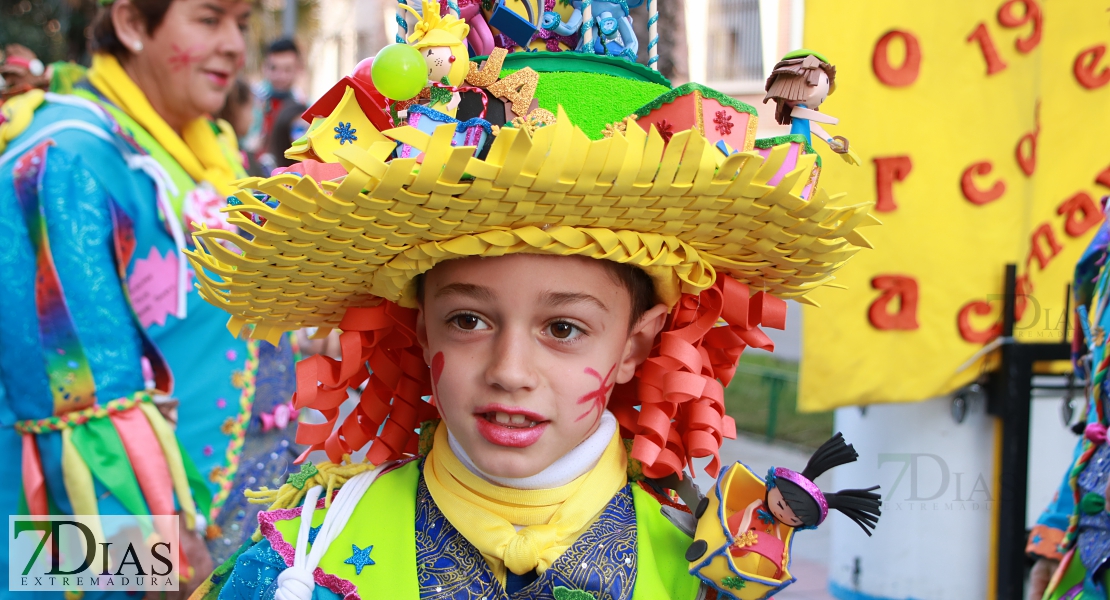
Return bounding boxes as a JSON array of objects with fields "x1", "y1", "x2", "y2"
[
  {"x1": 961, "y1": 161, "x2": 1006, "y2": 205},
  {"x1": 957, "y1": 301, "x2": 1001, "y2": 344},
  {"x1": 873, "y1": 30, "x2": 922, "y2": 87},
  {"x1": 868, "y1": 275, "x2": 920, "y2": 331}
]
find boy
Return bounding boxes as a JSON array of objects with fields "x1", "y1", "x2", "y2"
[{"x1": 188, "y1": 42, "x2": 875, "y2": 599}]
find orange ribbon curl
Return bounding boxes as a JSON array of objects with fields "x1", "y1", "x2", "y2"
[
  {"x1": 293, "y1": 303, "x2": 436, "y2": 465},
  {"x1": 611, "y1": 277, "x2": 787, "y2": 479}
]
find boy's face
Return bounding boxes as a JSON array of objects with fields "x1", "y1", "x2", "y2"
[{"x1": 417, "y1": 254, "x2": 667, "y2": 479}]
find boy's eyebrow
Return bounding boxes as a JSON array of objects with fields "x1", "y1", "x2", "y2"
[
  {"x1": 540, "y1": 291, "x2": 609, "y2": 312},
  {"x1": 433, "y1": 283, "x2": 495, "y2": 302}
]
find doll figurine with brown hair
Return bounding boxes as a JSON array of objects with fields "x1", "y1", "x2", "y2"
[{"x1": 764, "y1": 49, "x2": 861, "y2": 166}]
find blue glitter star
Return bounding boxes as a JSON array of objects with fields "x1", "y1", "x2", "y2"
[
  {"x1": 334, "y1": 122, "x2": 358, "y2": 145},
  {"x1": 344, "y1": 543, "x2": 375, "y2": 574},
  {"x1": 308, "y1": 525, "x2": 321, "y2": 544}
]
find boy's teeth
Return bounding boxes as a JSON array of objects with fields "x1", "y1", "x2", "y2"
[{"x1": 510, "y1": 414, "x2": 526, "y2": 425}]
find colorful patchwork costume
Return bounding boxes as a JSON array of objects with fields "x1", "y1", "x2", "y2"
[
  {"x1": 0, "y1": 52, "x2": 302, "y2": 590},
  {"x1": 192, "y1": 4, "x2": 879, "y2": 600},
  {"x1": 1030, "y1": 215, "x2": 1110, "y2": 599}
]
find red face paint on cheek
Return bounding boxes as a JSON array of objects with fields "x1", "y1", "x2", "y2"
[
  {"x1": 168, "y1": 44, "x2": 202, "y2": 71},
  {"x1": 576, "y1": 364, "x2": 616, "y2": 426},
  {"x1": 430, "y1": 352, "x2": 445, "y2": 400}
]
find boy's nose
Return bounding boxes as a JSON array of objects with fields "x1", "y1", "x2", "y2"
[{"x1": 484, "y1": 329, "x2": 539, "y2": 393}]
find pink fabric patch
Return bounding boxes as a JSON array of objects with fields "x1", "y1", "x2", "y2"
[
  {"x1": 127, "y1": 247, "x2": 178, "y2": 328},
  {"x1": 257, "y1": 494, "x2": 362, "y2": 600}
]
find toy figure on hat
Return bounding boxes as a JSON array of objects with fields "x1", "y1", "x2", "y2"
[
  {"x1": 189, "y1": 21, "x2": 881, "y2": 600},
  {"x1": 684, "y1": 433, "x2": 881, "y2": 599},
  {"x1": 542, "y1": 0, "x2": 640, "y2": 61},
  {"x1": 764, "y1": 49, "x2": 861, "y2": 165},
  {"x1": 399, "y1": 0, "x2": 471, "y2": 114}
]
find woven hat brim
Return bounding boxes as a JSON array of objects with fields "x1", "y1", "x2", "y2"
[{"x1": 187, "y1": 107, "x2": 877, "y2": 344}]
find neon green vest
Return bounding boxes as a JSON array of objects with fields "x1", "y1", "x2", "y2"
[{"x1": 271, "y1": 461, "x2": 700, "y2": 599}]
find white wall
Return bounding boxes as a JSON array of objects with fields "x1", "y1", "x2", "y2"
[{"x1": 827, "y1": 395, "x2": 1077, "y2": 600}]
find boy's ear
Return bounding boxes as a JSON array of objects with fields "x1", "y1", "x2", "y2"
[
  {"x1": 415, "y1": 308, "x2": 432, "y2": 365},
  {"x1": 615, "y1": 303, "x2": 669, "y2": 385}
]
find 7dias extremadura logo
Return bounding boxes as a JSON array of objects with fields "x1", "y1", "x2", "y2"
[{"x1": 9, "y1": 515, "x2": 179, "y2": 592}]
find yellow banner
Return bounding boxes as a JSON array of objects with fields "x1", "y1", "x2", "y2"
[{"x1": 799, "y1": 0, "x2": 1110, "y2": 410}]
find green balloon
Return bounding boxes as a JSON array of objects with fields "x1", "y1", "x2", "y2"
[{"x1": 371, "y1": 44, "x2": 428, "y2": 101}]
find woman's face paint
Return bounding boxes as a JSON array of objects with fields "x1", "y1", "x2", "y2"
[
  {"x1": 418, "y1": 254, "x2": 639, "y2": 478},
  {"x1": 123, "y1": 0, "x2": 251, "y2": 127}
]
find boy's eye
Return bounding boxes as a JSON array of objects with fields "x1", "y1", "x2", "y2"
[
  {"x1": 452, "y1": 314, "x2": 487, "y2": 331},
  {"x1": 548, "y1": 321, "x2": 579, "y2": 340}
]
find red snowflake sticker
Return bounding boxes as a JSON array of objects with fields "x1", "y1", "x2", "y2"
[
  {"x1": 656, "y1": 118, "x2": 675, "y2": 143},
  {"x1": 713, "y1": 110, "x2": 734, "y2": 136}
]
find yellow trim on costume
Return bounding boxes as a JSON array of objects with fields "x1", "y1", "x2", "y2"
[
  {"x1": 187, "y1": 107, "x2": 877, "y2": 344},
  {"x1": 60, "y1": 429, "x2": 106, "y2": 543},
  {"x1": 86, "y1": 54, "x2": 238, "y2": 197},
  {"x1": 0, "y1": 89, "x2": 45, "y2": 154}
]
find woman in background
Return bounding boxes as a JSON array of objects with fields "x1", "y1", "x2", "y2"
[{"x1": 0, "y1": 0, "x2": 303, "y2": 593}]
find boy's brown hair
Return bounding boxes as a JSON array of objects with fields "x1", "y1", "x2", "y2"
[{"x1": 763, "y1": 54, "x2": 837, "y2": 126}]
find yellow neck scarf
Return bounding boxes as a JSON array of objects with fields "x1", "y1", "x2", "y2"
[
  {"x1": 424, "y1": 424, "x2": 627, "y2": 582},
  {"x1": 86, "y1": 53, "x2": 238, "y2": 197}
]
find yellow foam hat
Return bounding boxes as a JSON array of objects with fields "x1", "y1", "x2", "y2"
[{"x1": 187, "y1": 107, "x2": 877, "y2": 344}]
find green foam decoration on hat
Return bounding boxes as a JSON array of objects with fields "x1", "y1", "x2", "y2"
[
  {"x1": 477, "y1": 51, "x2": 671, "y2": 87},
  {"x1": 502, "y1": 69, "x2": 668, "y2": 140},
  {"x1": 782, "y1": 48, "x2": 832, "y2": 64}
]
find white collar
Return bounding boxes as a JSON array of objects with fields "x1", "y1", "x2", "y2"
[{"x1": 447, "y1": 410, "x2": 617, "y2": 490}]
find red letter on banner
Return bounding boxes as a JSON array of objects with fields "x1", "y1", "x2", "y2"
[
  {"x1": 1028, "y1": 223, "x2": 1063, "y2": 269},
  {"x1": 1057, "y1": 192, "x2": 1104, "y2": 238},
  {"x1": 968, "y1": 23, "x2": 1008, "y2": 75},
  {"x1": 868, "y1": 275, "x2": 920, "y2": 331},
  {"x1": 874, "y1": 156, "x2": 913, "y2": 212},
  {"x1": 873, "y1": 30, "x2": 922, "y2": 87},
  {"x1": 957, "y1": 301, "x2": 1001, "y2": 344},
  {"x1": 1075, "y1": 45, "x2": 1110, "y2": 90},
  {"x1": 961, "y1": 162, "x2": 1006, "y2": 205},
  {"x1": 1095, "y1": 164, "x2": 1110, "y2": 189}
]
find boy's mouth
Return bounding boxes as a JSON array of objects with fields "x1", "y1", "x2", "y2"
[{"x1": 473, "y1": 406, "x2": 549, "y2": 448}]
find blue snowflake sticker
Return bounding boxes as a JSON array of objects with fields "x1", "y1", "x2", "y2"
[{"x1": 334, "y1": 121, "x2": 358, "y2": 145}]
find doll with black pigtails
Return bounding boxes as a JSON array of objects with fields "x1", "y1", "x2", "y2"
[
  {"x1": 762, "y1": 432, "x2": 883, "y2": 536},
  {"x1": 687, "y1": 433, "x2": 882, "y2": 599}
]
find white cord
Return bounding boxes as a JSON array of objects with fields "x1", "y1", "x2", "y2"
[{"x1": 273, "y1": 464, "x2": 390, "y2": 600}]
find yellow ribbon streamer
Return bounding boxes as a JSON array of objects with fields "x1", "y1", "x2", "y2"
[
  {"x1": 139, "y1": 403, "x2": 197, "y2": 530},
  {"x1": 423, "y1": 424, "x2": 627, "y2": 582},
  {"x1": 86, "y1": 53, "x2": 239, "y2": 198},
  {"x1": 60, "y1": 429, "x2": 106, "y2": 542}
]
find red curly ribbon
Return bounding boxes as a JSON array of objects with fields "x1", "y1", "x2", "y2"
[
  {"x1": 292, "y1": 278, "x2": 785, "y2": 480},
  {"x1": 612, "y1": 277, "x2": 786, "y2": 479},
  {"x1": 293, "y1": 303, "x2": 435, "y2": 465}
]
